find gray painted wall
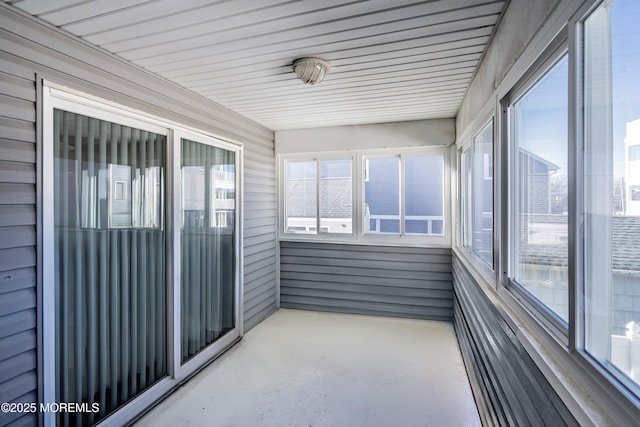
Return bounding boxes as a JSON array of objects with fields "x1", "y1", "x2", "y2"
[
  {"x1": 280, "y1": 241, "x2": 453, "y2": 321},
  {"x1": 0, "y1": 4, "x2": 276, "y2": 426},
  {"x1": 452, "y1": 254, "x2": 577, "y2": 426}
]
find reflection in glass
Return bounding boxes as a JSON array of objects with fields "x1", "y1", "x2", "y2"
[
  {"x1": 584, "y1": 0, "x2": 640, "y2": 388},
  {"x1": 286, "y1": 161, "x2": 317, "y2": 233},
  {"x1": 365, "y1": 157, "x2": 400, "y2": 234},
  {"x1": 405, "y1": 156, "x2": 444, "y2": 235},
  {"x1": 463, "y1": 121, "x2": 494, "y2": 267},
  {"x1": 53, "y1": 109, "x2": 167, "y2": 426},
  {"x1": 462, "y1": 148, "x2": 473, "y2": 247},
  {"x1": 473, "y1": 123, "x2": 494, "y2": 267},
  {"x1": 181, "y1": 138, "x2": 236, "y2": 363},
  {"x1": 512, "y1": 55, "x2": 569, "y2": 322},
  {"x1": 319, "y1": 159, "x2": 352, "y2": 233}
]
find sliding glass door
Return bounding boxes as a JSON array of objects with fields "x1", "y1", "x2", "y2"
[
  {"x1": 45, "y1": 87, "x2": 242, "y2": 426},
  {"x1": 180, "y1": 138, "x2": 237, "y2": 363},
  {"x1": 52, "y1": 110, "x2": 168, "y2": 425}
]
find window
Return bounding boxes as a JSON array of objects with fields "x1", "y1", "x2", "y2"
[
  {"x1": 364, "y1": 156, "x2": 400, "y2": 233},
  {"x1": 507, "y1": 50, "x2": 569, "y2": 324},
  {"x1": 284, "y1": 158, "x2": 353, "y2": 234},
  {"x1": 583, "y1": 0, "x2": 640, "y2": 391},
  {"x1": 285, "y1": 160, "x2": 316, "y2": 233},
  {"x1": 405, "y1": 155, "x2": 444, "y2": 235},
  {"x1": 462, "y1": 120, "x2": 494, "y2": 268},
  {"x1": 364, "y1": 153, "x2": 445, "y2": 236},
  {"x1": 43, "y1": 86, "x2": 242, "y2": 425},
  {"x1": 454, "y1": 0, "x2": 640, "y2": 414},
  {"x1": 281, "y1": 147, "x2": 449, "y2": 244},
  {"x1": 320, "y1": 159, "x2": 353, "y2": 233}
]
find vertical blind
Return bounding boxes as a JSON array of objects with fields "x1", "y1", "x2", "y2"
[
  {"x1": 53, "y1": 110, "x2": 167, "y2": 425},
  {"x1": 181, "y1": 138, "x2": 236, "y2": 363}
]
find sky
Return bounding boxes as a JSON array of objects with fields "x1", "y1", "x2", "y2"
[
  {"x1": 516, "y1": 0, "x2": 639, "y2": 179},
  {"x1": 611, "y1": 0, "x2": 640, "y2": 176},
  {"x1": 516, "y1": 55, "x2": 568, "y2": 174}
]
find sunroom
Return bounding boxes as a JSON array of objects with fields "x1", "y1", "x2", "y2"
[{"x1": 0, "y1": 0, "x2": 639, "y2": 426}]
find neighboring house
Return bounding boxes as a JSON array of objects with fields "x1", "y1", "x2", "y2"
[
  {"x1": 364, "y1": 156, "x2": 444, "y2": 234},
  {"x1": 612, "y1": 216, "x2": 640, "y2": 335},
  {"x1": 626, "y1": 118, "x2": 640, "y2": 215},
  {"x1": 519, "y1": 148, "x2": 560, "y2": 215},
  {"x1": 286, "y1": 177, "x2": 352, "y2": 233}
]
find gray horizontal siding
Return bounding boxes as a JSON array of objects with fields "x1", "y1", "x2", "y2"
[
  {"x1": 452, "y1": 254, "x2": 577, "y2": 426},
  {"x1": 280, "y1": 242, "x2": 453, "y2": 321},
  {"x1": 242, "y1": 142, "x2": 277, "y2": 331},
  {"x1": 0, "y1": 44, "x2": 38, "y2": 426},
  {"x1": 0, "y1": 3, "x2": 277, "y2": 425}
]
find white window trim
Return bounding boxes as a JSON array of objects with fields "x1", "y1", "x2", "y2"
[
  {"x1": 278, "y1": 146, "x2": 451, "y2": 247},
  {"x1": 279, "y1": 152, "x2": 358, "y2": 242},
  {"x1": 501, "y1": 34, "x2": 571, "y2": 339},
  {"x1": 459, "y1": 117, "x2": 496, "y2": 278},
  {"x1": 575, "y1": 0, "x2": 640, "y2": 405},
  {"x1": 360, "y1": 146, "x2": 451, "y2": 246},
  {"x1": 172, "y1": 127, "x2": 243, "y2": 380},
  {"x1": 42, "y1": 81, "x2": 244, "y2": 426},
  {"x1": 455, "y1": 96, "x2": 498, "y2": 286},
  {"x1": 455, "y1": 0, "x2": 640, "y2": 424}
]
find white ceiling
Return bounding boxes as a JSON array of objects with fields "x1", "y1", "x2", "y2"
[{"x1": 6, "y1": 0, "x2": 507, "y2": 130}]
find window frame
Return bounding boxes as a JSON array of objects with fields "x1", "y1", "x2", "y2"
[
  {"x1": 172, "y1": 128, "x2": 243, "y2": 379},
  {"x1": 361, "y1": 146, "x2": 451, "y2": 246},
  {"x1": 278, "y1": 146, "x2": 450, "y2": 247},
  {"x1": 41, "y1": 82, "x2": 244, "y2": 426},
  {"x1": 575, "y1": 0, "x2": 640, "y2": 401},
  {"x1": 279, "y1": 152, "x2": 357, "y2": 241},
  {"x1": 361, "y1": 152, "x2": 402, "y2": 236},
  {"x1": 460, "y1": 117, "x2": 495, "y2": 272},
  {"x1": 454, "y1": 0, "x2": 640, "y2": 421},
  {"x1": 500, "y1": 34, "x2": 571, "y2": 341},
  {"x1": 283, "y1": 156, "x2": 319, "y2": 235}
]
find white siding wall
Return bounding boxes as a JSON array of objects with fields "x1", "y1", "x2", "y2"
[{"x1": 0, "y1": 4, "x2": 277, "y2": 426}]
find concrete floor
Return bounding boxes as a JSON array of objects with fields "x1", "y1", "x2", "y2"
[{"x1": 136, "y1": 309, "x2": 481, "y2": 427}]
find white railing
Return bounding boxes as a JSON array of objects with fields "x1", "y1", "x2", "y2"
[
  {"x1": 367, "y1": 214, "x2": 443, "y2": 234},
  {"x1": 214, "y1": 199, "x2": 235, "y2": 210},
  {"x1": 286, "y1": 217, "x2": 352, "y2": 234},
  {"x1": 611, "y1": 321, "x2": 640, "y2": 383},
  {"x1": 286, "y1": 214, "x2": 444, "y2": 234},
  {"x1": 213, "y1": 170, "x2": 234, "y2": 185}
]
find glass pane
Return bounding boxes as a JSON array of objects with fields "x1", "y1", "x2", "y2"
[
  {"x1": 512, "y1": 55, "x2": 569, "y2": 322},
  {"x1": 405, "y1": 155, "x2": 444, "y2": 235},
  {"x1": 286, "y1": 161, "x2": 317, "y2": 233},
  {"x1": 181, "y1": 138, "x2": 236, "y2": 363},
  {"x1": 462, "y1": 148, "x2": 473, "y2": 247},
  {"x1": 365, "y1": 157, "x2": 400, "y2": 234},
  {"x1": 53, "y1": 109, "x2": 167, "y2": 425},
  {"x1": 472, "y1": 122, "x2": 494, "y2": 267},
  {"x1": 584, "y1": 0, "x2": 640, "y2": 389},
  {"x1": 319, "y1": 159, "x2": 352, "y2": 233}
]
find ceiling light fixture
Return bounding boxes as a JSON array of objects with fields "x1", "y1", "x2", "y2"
[{"x1": 292, "y1": 57, "x2": 331, "y2": 85}]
